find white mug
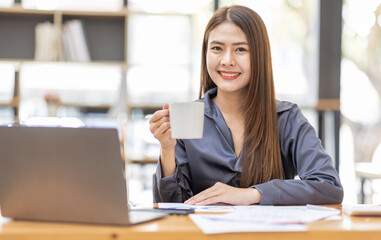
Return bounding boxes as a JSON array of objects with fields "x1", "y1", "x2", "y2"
[{"x1": 169, "y1": 102, "x2": 205, "y2": 139}]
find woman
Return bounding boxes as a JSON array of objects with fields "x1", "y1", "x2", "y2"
[{"x1": 149, "y1": 5, "x2": 343, "y2": 205}]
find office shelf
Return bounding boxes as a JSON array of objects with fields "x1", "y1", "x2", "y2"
[{"x1": 0, "y1": 3, "x2": 194, "y2": 165}]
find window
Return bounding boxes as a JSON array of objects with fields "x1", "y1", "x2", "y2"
[
  {"x1": 340, "y1": 0, "x2": 381, "y2": 204},
  {"x1": 220, "y1": 0, "x2": 319, "y2": 106}
]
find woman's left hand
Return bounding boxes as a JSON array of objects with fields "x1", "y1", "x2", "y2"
[{"x1": 184, "y1": 182, "x2": 262, "y2": 206}]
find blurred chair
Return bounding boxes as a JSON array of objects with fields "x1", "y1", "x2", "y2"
[{"x1": 356, "y1": 142, "x2": 381, "y2": 203}]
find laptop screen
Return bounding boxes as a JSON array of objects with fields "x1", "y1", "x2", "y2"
[{"x1": 0, "y1": 126, "x2": 132, "y2": 225}]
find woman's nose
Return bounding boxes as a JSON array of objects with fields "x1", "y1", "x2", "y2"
[{"x1": 221, "y1": 51, "x2": 235, "y2": 66}]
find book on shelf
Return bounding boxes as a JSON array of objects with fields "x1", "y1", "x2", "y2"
[
  {"x1": 34, "y1": 21, "x2": 58, "y2": 61},
  {"x1": 62, "y1": 20, "x2": 91, "y2": 62}
]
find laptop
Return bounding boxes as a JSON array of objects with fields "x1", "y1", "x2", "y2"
[{"x1": 0, "y1": 125, "x2": 166, "y2": 225}]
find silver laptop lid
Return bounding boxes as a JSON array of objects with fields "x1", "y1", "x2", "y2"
[{"x1": 0, "y1": 126, "x2": 141, "y2": 225}]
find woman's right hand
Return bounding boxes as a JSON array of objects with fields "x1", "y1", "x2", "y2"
[
  {"x1": 150, "y1": 104, "x2": 177, "y2": 177},
  {"x1": 149, "y1": 104, "x2": 176, "y2": 150}
]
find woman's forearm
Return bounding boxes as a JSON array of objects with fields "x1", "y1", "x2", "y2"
[{"x1": 160, "y1": 147, "x2": 176, "y2": 177}]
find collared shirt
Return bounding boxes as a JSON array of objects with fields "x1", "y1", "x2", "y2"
[{"x1": 154, "y1": 87, "x2": 343, "y2": 205}]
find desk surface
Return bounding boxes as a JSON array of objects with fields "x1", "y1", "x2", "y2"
[{"x1": 1, "y1": 205, "x2": 381, "y2": 240}]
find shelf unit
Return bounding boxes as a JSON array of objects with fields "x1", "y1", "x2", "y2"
[
  {"x1": 0, "y1": 3, "x2": 194, "y2": 165},
  {"x1": 129, "y1": 158, "x2": 158, "y2": 165},
  {"x1": 0, "y1": 4, "x2": 128, "y2": 122},
  {"x1": 0, "y1": 4, "x2": 127, "y2": 63},
  {"x1": 0, "y1": 4, "x2": 134, "y2": 162}
]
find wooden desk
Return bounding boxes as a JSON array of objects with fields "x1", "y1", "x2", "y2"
[{"x1": 1, "y1": 205, "x2": 381, "y2": 240}]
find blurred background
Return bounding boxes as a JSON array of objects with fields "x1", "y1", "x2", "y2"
[{"x1": 0, "y1": 0, "x2": 380, "y2": 205}]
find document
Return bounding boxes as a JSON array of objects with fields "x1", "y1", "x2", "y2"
[
  {"x1": 166, "y1": 204, "x2": 340, "y2": 234},
  {"x1": 158, "y1": 203, "x2": 340, "y2": 221},
  {"x1": 210, "y1": 205, "x2": 340, "y2": 224},
  {"x1": 189, "y1": 214, "x2": 307, "y2": 234}
]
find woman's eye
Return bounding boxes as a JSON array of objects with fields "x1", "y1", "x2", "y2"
[
  {"x1": 211, "y1": 46, "x2": 222, "y2": 51},
  {"x1": 236, "y1": 47, "x2": 247, "y2": 52}
]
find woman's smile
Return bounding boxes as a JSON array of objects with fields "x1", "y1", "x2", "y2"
[{"x1": 218, "y1": 70, "x2": 241, "y2": 80}]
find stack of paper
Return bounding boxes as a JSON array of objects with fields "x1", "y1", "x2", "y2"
[
  {"x1": 158, "y1": 203, "x2": 341, "y2": 234},
  {"x1": 189, "y1": 214, "x2": 308, "y2": 233},
  {"x1": 342, "y1": 204, "x2": 381, "y2": 216}
]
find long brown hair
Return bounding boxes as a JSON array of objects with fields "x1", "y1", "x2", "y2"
[{"x1": 199, "y1": 5, "x2": 283, "y2": 187}]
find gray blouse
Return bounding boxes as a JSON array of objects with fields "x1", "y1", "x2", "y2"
[{"x1": 153, "y1": 88, "x2": 343, "y2": 205}]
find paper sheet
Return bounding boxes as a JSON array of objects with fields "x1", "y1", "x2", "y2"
[
  {"x1": 158, "y1": 203, "x2": 340, "y2": 222},
  {"x1": 231, "y1": 205, "x2": 340, "y2": 224},
  {"x1": 189, "y1": 214, "x2": 307, "y2": 234},
  {"x1": 158, "y1": 203, "x2": 340, "y2": 234}
]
